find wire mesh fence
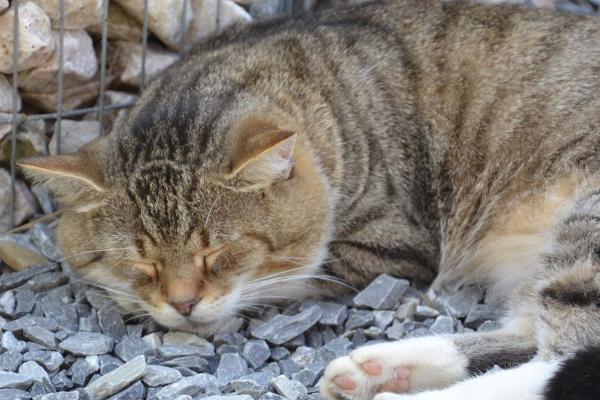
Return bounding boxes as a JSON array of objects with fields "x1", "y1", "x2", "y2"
[{"x1": 2, "y1": 0, "x2": 299, "y2": 231}]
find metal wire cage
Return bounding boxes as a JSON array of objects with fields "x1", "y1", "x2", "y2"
[{"x1": 2, "y1": 0, "x2": 298, "y2": 231}]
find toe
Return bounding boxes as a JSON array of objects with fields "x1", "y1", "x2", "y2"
[
  {"x1": 333, "y1": 376, "x2": 358, "y2": 391},
  {"x1": 380, "y1": 379, "x2": 410, "y2": 393},
  {"x1": 361, "y1": 361, "x2": 384, "y2": 375}
]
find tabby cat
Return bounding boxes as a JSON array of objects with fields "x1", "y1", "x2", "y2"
[{"x1": 19, "y1": 0, "x2": 600, "y2": 398}]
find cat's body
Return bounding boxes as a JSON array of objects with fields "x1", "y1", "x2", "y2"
[{"x1": 19, "y1": 0, "x2": 600, "y2": 398}]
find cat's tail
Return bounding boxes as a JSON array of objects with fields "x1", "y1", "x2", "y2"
[{"x1": 544, "y1": 346, "x2": 600, "y2": 400}]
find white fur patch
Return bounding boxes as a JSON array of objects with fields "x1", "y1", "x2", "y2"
[
  {"x1": 320, "y1": 336, "x2": 469, "y2": 400},
  {"x1": 374, "y1": 359, "x2": 561, "y2": 400}
]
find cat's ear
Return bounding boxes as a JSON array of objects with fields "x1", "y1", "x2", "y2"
[
  {"x1": 18, "y1": 136, "x2": 109, "y2": 205},
  {"x1": 228, "y1": 118, "x2": 297, "y2": 187}
]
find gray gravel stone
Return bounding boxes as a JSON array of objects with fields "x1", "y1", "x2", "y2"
[
  {"x1": 23, "y1": 351, "x2": 63, "y2": 372},
  {"x1": 29, "y1": 378, "x2": 54, "y2": 396},
  {"x1": 157, "y1": 345, "x2": 213, "y2": 359},
  {"x1": 345, "y1": 309, "x2": 373, "y2": 330},
  {"x1": 98, "y1": 354, "x2": 123, "y2": 375},
  {"x1": 414, "y1": 305, "x2": 440, "y2": 321},
  {"x1": 59, "y1": 332, "x2": 114, "y2": 356},
  {"x1": 85, "y1": 292, "x2": 127, "y2": 341},
  {"x1": 290, "y1": 346, "x2": 315, "y2": 367},
  {"x1": 50, "y1": 370, "x2": 73, "y2": 392},
  {"x1": 0, "y1": 264, "x2": 57, "y2": 291},
  {"x1": 27, "y1": 272, "x2": 68, "y2": 292},
  {"x1": 372, "y1": 310, "x2": 396, "y2": 329},
  {"x1": 216, "y1": 352, "x2": 248, "y2": 386},
  {"x1": 270, "y1": 347, "x2": 290, "y2": 361},
  {"x1": 34, "y1": 392, "x2": 80, "y2": 400},
  {"x1": 69, "y1": 356, "x2": 99, "y2": 386},
  {"x1": 204, "y1": 396, "x2": 253, "y2": 400},
  {"x1": 243, "y1": 340, "x2": 271, "y2": 369},
  {"x1": 260, "y1": 394, "x2": 286, "y2": 400},
  {"x1": 107, "y1": 380, "x2": 145, "y2": 400},
  {"x1": 79, "y1": 310, "x2": 101, "y2": 333},
  {"x1": 465, "y1": 304, "x2": 503, "y2": 329},
  {"x1": 0, "y1": 371, "x2": 33, "y2": 390},
  {"x1": 41, "y1": 287, "x2": 78, "y2": 332},
  {"x1": 0, "y1": 350, "x2": 23, "y2": 371},
  {"x1": 439, "y1": 286, "x2": 482, "y2": 318},
  {"x1": 115, "y1": 336, "x2": 152, "y2": 362},
  {"x1": 162, "y1": 355, "x2": 208, "y2": 372},
  {"x1": 142, "y1": 333, "x2": 162, "y2": 349},
  {"x1": 352, "y1": 274, "x2": 409, "y2": 309},
  {"x1": 230, "y1": 371, "x2": 274, "y2": 399},
  {"x1": 251, "y1": 307, "x2": 322, "y2": 345},
  {"x1": 300, "y1": 300, "x2": 347, "y2": 326},
  {"x1": 278, "y1": 358, "x2": 301, "y2": 378},
  {"x1": 29, "y1": 224, "x2": 62, "y2": 261},
  {"x1": 429, "y1": 316, "x2": 455, "y2": 335},
  {"x1": 395, "y1": 301, "x2": 417, "y2": 320},
  {"x1": 0, "y1": 290, "x2": 16, "y2": 317},
  {"x1": 2, "y1": 331, "x2": 27, "y2": 353},
  {"x1": 271, "y1": 375, "x2": 299, "y2": 400},
  {"x1": 143, "y1": 365, "x2": 182, "y2": 387},
  {"x1": 290, "y1": 360, "x2": 326, "y2": 388},
  {"x1": 162, "y1": 332, "x2": 213, "y2": 348},
  {"x1": 23, "y1": 326, "x2": 56, "y2": 350},
  {"x1": 155, "y1": 373, "x2": 219, "y2": 400},
  {"x1": 84, "y1": 355, "x2": 146, "y2": 400},
  {"x1": 15, "y1": 289, "x2": 36, "y2": 317},
  {"x1": 18, "y1": 360, "x2": 49, "y2": 383}
]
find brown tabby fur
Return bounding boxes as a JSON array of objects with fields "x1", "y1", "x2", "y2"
[{"x1": 18, "y1": 0, "x2": 600, "y2": 385}]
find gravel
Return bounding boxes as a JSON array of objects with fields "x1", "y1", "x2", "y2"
[{"x1": 0, "y1": 224, "x2": 505, "y2": 399}]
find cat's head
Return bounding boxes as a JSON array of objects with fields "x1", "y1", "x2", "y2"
[{"x1": 19, "y1": 114, "x2": 335, "y2": 334}]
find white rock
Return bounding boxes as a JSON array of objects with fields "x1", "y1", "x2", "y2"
[
  {"x1": 0, "y1": 172, "x2": 38, "y2": 234},
  {"x1": 0, "y1": 0, "x2": 8, "y2": 12},
  {"x1": 49, "y1": 119, "x2": 101, "y2": 155},
  {"x1": 113, "y1": 41, "x2": 178, "y2": 87},
  {"x1": 18, "y1": 29, "x2": 97, "y2": 92},
  {"x1": 33, "y1": 0, "x2": 102, "y2": 29},
  {"x1": 84, "y1": 355, "x2": 146, "y2": 400},
  {"x1": 187, "y1": 0, "x2": 252, "y2": 44},
  {"x1": 114, "y1": 0, "x2": 193, "y2": 49},
  {"x1": 0, "y1": 1, "x2": 55, "y2": 73},
  {"x1": 0, "y1": 75, "x2": 21, "y2": 113},
  {"x1": 88, "y1": 2, "x2": 142, "y2": 41}
]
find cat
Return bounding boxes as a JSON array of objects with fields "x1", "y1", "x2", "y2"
[{"x1": 18, "y1": 0, "x2": 600, "y2": 398}]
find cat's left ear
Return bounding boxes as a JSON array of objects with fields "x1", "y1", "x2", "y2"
[
  {"x1": 228, "y1": 118, "x2": 297, "y2": 187},
  {"x1": 18, "y1": 136, "x2": 109, "y2": 204}
]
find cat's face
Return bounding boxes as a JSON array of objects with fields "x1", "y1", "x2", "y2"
[{"x1": 20, "y1": 117, "x2": 334, "y2": 334}]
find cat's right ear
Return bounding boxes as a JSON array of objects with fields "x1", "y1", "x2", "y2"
[{"x1": 18, "y1": 136, "x2": 109, "y2": 206}]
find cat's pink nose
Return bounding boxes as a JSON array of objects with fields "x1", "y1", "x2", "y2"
[{"x1": 171, "y1": 300, "x2": 197, "y2": 316}]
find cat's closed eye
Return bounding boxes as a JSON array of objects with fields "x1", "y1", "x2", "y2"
[
  {"x1": 132, "y1": 261, "x2": 159, "y2": 280},
  {"x1": 194, "y1": 247, "x2": 224, "y2": 273}
]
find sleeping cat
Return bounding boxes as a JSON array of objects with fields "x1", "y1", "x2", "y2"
[{"x1": 19, "y1": 0, "x2": 600, "y2": 398}]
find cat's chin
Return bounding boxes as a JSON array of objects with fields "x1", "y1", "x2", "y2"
[{"x1": 170, "y1": 319, "x2": 222, "y2": 336}]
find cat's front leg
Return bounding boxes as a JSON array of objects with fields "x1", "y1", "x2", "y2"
[
  {"x1": 371, "y1": 359, "x2": 561, "y2": 400},
  {"x1": 320, "y1": 330, "x2": 537, "y2": 400},
  {"x1": 320, "y1": 336, "x2": 469, "y2": 400}
]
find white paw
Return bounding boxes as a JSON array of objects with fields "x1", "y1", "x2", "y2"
[
  {"x1": 320, "y1": 336, "x2": 468, "y2": 400},
  {"x1": 373, "y1": 392, "x2": 413, "y2": 400}
]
